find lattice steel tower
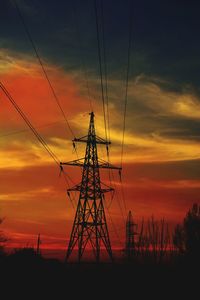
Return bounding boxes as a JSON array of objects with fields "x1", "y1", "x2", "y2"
[
  {"x1": 125, "y1": 211, "x2": 137, "y2": 259},
  {"x1": 60, "y1": 112, "x2": 121, "y2": 262}
]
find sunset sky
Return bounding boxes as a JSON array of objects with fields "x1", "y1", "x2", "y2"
[{"x1": 1, "y1": 0, "x2": 200, "y2": 257}]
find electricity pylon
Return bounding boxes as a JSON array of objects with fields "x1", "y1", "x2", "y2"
[
  {"x1": 36, "y1": 233, "x2": 41, "y2": 256},
  {"x1": 60, "y1": 112, "x2": 121, "y2": 262},
  {"x1": 125, "y1": 211, "x2": 137, "y2": 259}
]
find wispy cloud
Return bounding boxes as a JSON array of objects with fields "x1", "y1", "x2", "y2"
[{"x1": 1, "y1": 49, "x2": 200, "y2": 247}]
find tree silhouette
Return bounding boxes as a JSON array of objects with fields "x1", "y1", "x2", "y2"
[
  {"x1": 173, "y1": 203, "x2": 200, "y2": 256},
  {"x1": 0, "y1": 218, "x2": 7, "y2": 255},
  {"x1": 184, "y1": 203, "x2": 200, "y2": 255},
  {"x1": 173, "y1": 224, "x2": 185, "y2": 253}
]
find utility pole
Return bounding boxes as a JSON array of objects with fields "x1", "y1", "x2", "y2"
[
  {"x1": 60, "y1": 112, "x2": 121, "y2": 262},
  {"x1": 125, "y1": 211, "x2": 137, "y2": 260}
]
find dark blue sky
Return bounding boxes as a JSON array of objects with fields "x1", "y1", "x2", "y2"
[
  {"x1": 2, "y1": 0, "x2": 200, "y2": 91},
  {"x1": 1, "y1": 0, "x2": 200, "y2": 145}
]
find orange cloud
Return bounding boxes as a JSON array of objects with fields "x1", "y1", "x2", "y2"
[
  {"x1": 1, "y1": 50, "x2": 200, "y2": 256},
  {"x1": 1, "y1": 58, "x2": 90, "y2": 128}
]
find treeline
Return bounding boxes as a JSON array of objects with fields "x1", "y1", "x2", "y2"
[
  {"x1": 126, "y1": 203, "x2": 200, "y2": 264},
  {"x1": 1, "y1": 203, "x2": 200, "y2": 264}
]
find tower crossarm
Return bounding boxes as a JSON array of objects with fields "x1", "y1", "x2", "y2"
[
  {"x1": 98, "y1": 158, "x2": 122, "y2": 170},
  {"x1": 68, "y1": 187, "x2": 113, "y2": 194},
  {"x1": 73, "y1": 135, "x2": 111, "y2": 145},
  {"x1": 60, "y1": 159, "x2": 121, "y2": 170},
  {"x1": 60, "y1": 158, "x2": 85, "y2": 167},
  {"x1": 67, "y1": 182, "x2": 114, "y2": 193},
  {"x1": 67, "y1": 183, "x2": 82, "y2": 192}
]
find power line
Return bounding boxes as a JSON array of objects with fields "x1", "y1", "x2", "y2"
[
  {"x1": 0, "y1": 81, "x2": 60, "y2": 166},
  {"x1": 100, "y1": 0, "x2": 110, "y2": 142},
  {"x1": 110, "y1": 169, "x2": 126, "y2": 223},
  {"x1": 94, "y1": 0, "x2": 126, "y2": 233},
  {"x1": 72, "y1": 0, "x2": 93, "y2": 112},
  {"x1": 0, "y1": 81, "x2": 76, "y2": 209},
  {"x1": 12, "y1": 0, "x2": 80, "y2": 161},
  {"x1": 105, "y1": 204, "x2": 124, "y2": 248},
  {"x1": 0, "y1": 120, "x2": 64, "y2": 139},
  {"x1": 61, "y1": 171, "x2": 76, "y2": 210},
  {"x1": 12, "y1": 0, "x2": 75, "y2": 139},
  {"x1": 94, "y1": 0, "x2": 108, "y2": 141},
  {"x1": 119, "y1": 0, "x2": 134, "y2": 214},
  {"x1": 97, "y1": 0, "x2": 114, "y2": 202},
  {"x1": 99, "y1": 0, "x2": 112, "y2": 187},
  {"x1": 119, "y1": 172, "x2": 127, "y2": 214},
  {"x1": 121, "y1": 0, "x2": 133, "y2": 168}
]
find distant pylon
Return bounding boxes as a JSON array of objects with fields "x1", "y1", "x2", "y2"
[
  {"x1": 61, "y1": 112, "x2": 121, "y2": 262},
  {"x1": 125, "y1": 211, "x2": 137, "y2": 259},
  {"x1": 36, "y1": 233, "x2": 41, "y2": 255}
]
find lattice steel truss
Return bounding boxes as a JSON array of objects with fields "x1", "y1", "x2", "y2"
[
  {"x1": 61, "y1": 112, "x2": 121, "y2": 262},
  {"x1": 125, "y1": 211, "x2": 137, "y2": 259}
]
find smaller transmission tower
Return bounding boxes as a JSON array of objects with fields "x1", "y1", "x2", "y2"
[
  {"x1": 36, "y1": 233, "x2": 41, "y2": 256},
  {"x1": 61, "y1": 112, "x2": 121, "y2": 262},
  {"x1": 125, "y1": 211, "x2": 137, "y2": 260}
]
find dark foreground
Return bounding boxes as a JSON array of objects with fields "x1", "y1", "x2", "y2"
[{"x1": 1, "y1": 250, "x2": 199, "y2": 298}]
